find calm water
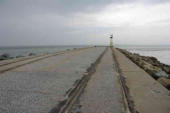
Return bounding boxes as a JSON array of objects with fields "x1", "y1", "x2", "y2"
[
  {"x1": 0, "y1": 46, "x2": 88, "y2": 57},
  {"x1": 117, "y1": 45, "x2": 170, "y2": 65}
]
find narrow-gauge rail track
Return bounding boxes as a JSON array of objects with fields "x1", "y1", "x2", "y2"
[{"x1": 56, "y1": 47, "x2": 126, "y2": 113}]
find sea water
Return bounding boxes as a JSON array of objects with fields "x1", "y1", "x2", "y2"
[{"x1": 0, "y1": 45, "x2": 87, "y2": 57}]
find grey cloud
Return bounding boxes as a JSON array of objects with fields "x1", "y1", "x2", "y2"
[
  {"x1": 0, "y1": 0, "x2": 114, "y2": 16},
  {"x1": 0, "y1": 0, "x2": 170, "y2": 46},
  {"x1": 1, "y1": 0, "x2": 168, "y2": 16}
]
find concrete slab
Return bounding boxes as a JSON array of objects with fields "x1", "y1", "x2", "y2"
[{"x1": 114, "y1": 49, "x2": 142, "y2": 72}]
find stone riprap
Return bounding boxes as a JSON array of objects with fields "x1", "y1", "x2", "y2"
[{"x1": 118, "y1": 48, "x2": 170, "y2": 90}]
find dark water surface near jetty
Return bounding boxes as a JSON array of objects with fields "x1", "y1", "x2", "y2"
[{"x1": 0, "y1": 45, "x2": 88, "y2": 57}]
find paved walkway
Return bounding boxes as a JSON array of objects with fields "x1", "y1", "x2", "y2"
[
  {"x1": 114, "y1": 48, "x2": 170, "y2": 113},
  {"x1": 0, "y1": 47, "x2": 105, "y2": 113},
  {"x1": 70, "y1": 48, "x2": 124, "y2": 113}
]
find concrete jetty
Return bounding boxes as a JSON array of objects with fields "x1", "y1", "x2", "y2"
[
  {"x1": 69, "y1": 48, "x2": 124, "y2": 113},
  {"x1": 0, "y1": 47, "x2": 169, "y2": 113}
]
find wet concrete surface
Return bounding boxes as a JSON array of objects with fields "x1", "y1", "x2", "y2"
[
  {"x1": 70, "y1": 48, "x2": 124, "y2": 113},
  {"x1": 0, "y1": 47, "x2": 105, "y2": 113}
]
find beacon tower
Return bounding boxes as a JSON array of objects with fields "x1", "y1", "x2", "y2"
[{"x1": 110, "y1": 34, "x2": 113, "y2": 47}]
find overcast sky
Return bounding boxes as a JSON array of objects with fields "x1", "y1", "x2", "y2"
[{"x1": 0, "y1": 0, "x2": 170, "y2": 46}]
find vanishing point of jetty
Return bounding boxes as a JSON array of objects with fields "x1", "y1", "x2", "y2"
[{"x1": 0, "y1": 47, "x2": 170, "y2": 113}]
